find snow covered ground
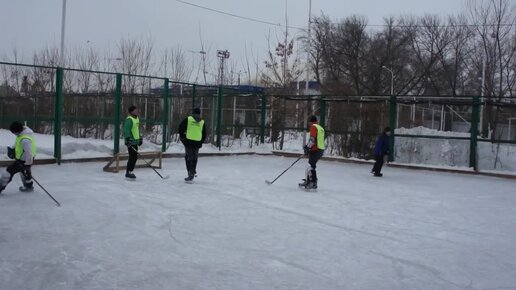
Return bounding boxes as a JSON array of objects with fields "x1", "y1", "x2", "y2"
[{"x1": 1, "y1": 155, "x2": 515, "y2": 290}]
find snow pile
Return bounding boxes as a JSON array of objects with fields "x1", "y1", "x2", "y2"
[
  {"x1": 0, "y1": 129, "x2": 275, "y2": 161},
  {"x1": 394, "y1": 126, "x2": 516, "y2": 172},
  {"x1": 0, "y1": 129, "x2": 161, "y2": 160},
  {"x1": 1, "y1": 126, "x2": 515, "y2": 173},
  {"x1": 394, "y1": 127, "x2": 471, "y2": 168}
]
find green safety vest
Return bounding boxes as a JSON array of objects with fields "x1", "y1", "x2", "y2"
[
  {"x1": 186, "y1": 116, "x2": 204, "y2": 141},
  {"x1": 127, "y1": 116, "x2": 140, "y2": 140},
  {"x1": 15, "y1": 134, "x2": 37, "y2": 160},
  {"x1": 313, "y1": 124, "x2": 325, "y2": 150}
]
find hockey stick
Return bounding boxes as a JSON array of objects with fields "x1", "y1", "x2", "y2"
[
  {"x1": 130, "y1": 146, "x2": 170, "y2": 179},
  {"x1": 15, "y1": 161, "x2": 61, "y2": 207},
  {"x1": 32, "y1": 176, "x2": 61, "y2": 207},
  {"x1": 265, "y1": 154, "x2": 305, "y2": 185}
]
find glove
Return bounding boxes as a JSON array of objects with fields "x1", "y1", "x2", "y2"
[
  {"x1": 138, "y1": 138, "x2": 143, "y2": 146},
  {"x1": 7, "y1": 147, "x2": 15, "y2": 159},
  {"x1": 22, "y1": 165, "x2": 32, "y2": 179},
  {"x1": 303, "y1": 145, "x2": 310, "y2": 155},
  {"x1": 125, "y1": 138, "x2": 133, "y2": 146}
]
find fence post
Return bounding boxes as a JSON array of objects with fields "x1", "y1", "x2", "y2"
[
  {"x1": 216, "y1": 85, "x2": 223, "y2": 149},
  {"x1": 260, "y1": 94, "x2": 266, "y2": 144},
  {"x1": 113, "y1": 73, "x2": 122, "y2": 155},
  {"x1": 470, "y1": 96, "x2": 480, "y2": 171},
  {"x1": 192, "y1": 84, "x2": 197, "y2": 111},
  {"x1": 162, "y1": 78, "x2": 170, "y2": 153},
  {"x1": 319, "y1": 98, "x2": 326, "y2": 128},
  {"x1": 54, "y1": 67, "x2": 64, "y2": 164},
  {"x1": 388, "y1": 95, "x2": 397, "y2": 162}
]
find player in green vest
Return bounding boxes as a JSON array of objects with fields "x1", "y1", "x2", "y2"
[
  {"x1": 123, "y1": 106, "x2": 142, "y2": 180},
  {"x1": 178, "y1": 108, "x2": 206, "y2": 182},
  {"x1": 0, "y1": 122, "x2": 36, "y2": 194},
  {"x1": 299, "y1": 115, "x2": 325, "y2": 190}
]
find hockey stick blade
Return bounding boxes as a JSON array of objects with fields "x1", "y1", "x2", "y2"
[{"x1": 265, "y1": 180, "x2": 273, "y2": 185}]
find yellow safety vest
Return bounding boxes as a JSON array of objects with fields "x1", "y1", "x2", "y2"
[
  {"x1": 127, "y1": 116, "x2": 140, "y2": 140},
  {"x1": 313, "y1": 124, "x2": 325, "y2": 150},
  {"x1": 15, "y1": 134, "x2": 37, "y2": 160},
  {"x1": 186, "y1": 116, "x2": 204, "y2": 141}
]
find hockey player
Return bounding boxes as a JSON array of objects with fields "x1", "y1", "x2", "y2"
[
  {"x1": 123, "y1": 106, "x2": 142, "y2": 180},
  {"x1": 371, "y1": 127, "x2": 391, "y2": 177},
  {"x1": 0, "y1": 122, "x2": 36, "y2": 194},
  {"x1": 178, "y1": 108, "x2": 206, "y2": 182},
  {"x1": 299, "y1": 115, "x2": 325, "y2": 189}
]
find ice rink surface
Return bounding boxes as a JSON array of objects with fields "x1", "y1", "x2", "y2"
[{"x1": 1, "y1": 155, "x2": 515, "y2": 290}]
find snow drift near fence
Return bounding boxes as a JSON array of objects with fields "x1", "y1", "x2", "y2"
[
  {"x1": 395, "y1": 126, "x2": 516, "y2": 172},
  {"x1": 1, "y1": 127, "x2": 515, "y2": 173}
]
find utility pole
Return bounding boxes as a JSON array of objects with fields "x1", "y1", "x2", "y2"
[
  {"x1": 60, "y1": 0, "x2": 67, "y2": 67},
  {"x1": 303, "y1": 0, "x2": 312, "y2": 146}
]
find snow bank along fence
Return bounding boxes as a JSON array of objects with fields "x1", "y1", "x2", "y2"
[
  {"x1": 1, "y1": 61, "x2": 515, "y2": 172},
  {"x1": 268, "y1": 94, "x2": 516, "y2": 172},
  {"x1": 0, "y1": 62, "x2": 268, "y2": 163}
]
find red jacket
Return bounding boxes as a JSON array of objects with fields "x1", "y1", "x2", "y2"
[{"x1": 307, "y1": 122, "x2": 320, "y2": 152}]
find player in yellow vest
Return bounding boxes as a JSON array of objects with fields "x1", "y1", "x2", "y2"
[
  {"x1": 178, "y1": 108, "x2": 206, "y2": 182},
  {"x1": 299, "y1": 115, "x2": 325, "y2": 190},
  {"x1": 0, "y1": 122, "x2": 36, "y2": 194},
  {"x1": 123, "y1": 106, "x2": 142, "y2": 180}
]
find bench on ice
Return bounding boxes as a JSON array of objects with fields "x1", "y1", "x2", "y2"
[{"x1": 102, "y1": 151, "x2": 162, "y2": 173}]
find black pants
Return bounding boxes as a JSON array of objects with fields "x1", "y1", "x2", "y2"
[
  {"x1": 372, "y1": 154, "x2": 384, "y2": 174},
  {"x1": 127, "y1": 145, "x2": 138, "y2": 172},
  {"x1": 1, "y1": 161, "x2": 32, "y2": 190},
  {"x1": 185, "y1": 147, "x2": 199, "y2": 176},
  {"x1": 307, "y1": 150, "x2": 324, "y2": 183}
]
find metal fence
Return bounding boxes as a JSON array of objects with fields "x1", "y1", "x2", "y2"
[
  {"x1": 1, "y1": 61, "x2": 515, "y2": 171},
  {"x1": 268, "y1": 94, "x2": 516, "y2": 172}
]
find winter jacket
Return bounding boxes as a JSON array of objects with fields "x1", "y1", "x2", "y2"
[
  {"x1": 122, "y1": 116, "x2": 141, "y2": 140},
  {"x1": 178, "y1": 115, "x2": 206, "y2": 148},
  {"x1": 13, "y1": 127, "x2": 36, "y2": 165},
  {"x1": 306, "y1": 122, "x2": 325, "y2": 152},
  {"x1": 374, "y1": 133, "x2": 390, "y2": 156}
]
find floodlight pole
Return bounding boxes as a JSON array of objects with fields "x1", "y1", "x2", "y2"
[{"x1": 217, "y1": 50, "x2": 230, "y2": 85}]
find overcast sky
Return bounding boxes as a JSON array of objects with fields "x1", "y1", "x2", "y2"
[{"x1": 0, "y1": 0, "x2": 466, "y2": 75}]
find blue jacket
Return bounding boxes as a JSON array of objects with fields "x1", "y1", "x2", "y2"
[{"x1": 374, "y1": 133, "x2": 390, "y2": 156}]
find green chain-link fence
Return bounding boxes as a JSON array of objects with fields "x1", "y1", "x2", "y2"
[{"x1": 2, "y1": 61, "x2": 515, "y2": 171}]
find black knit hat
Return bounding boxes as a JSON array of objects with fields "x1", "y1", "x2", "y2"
[
  {"x1": 384, "y1": 126, "x2": 391, "y2": 133},
  {"x1": 128, "y1": 106, "x2": 137, "y2": 113},
  {"x1": 192, "y1": 108, "x2": 201, "y2": 114},
  {"x1": 9, "y1": 121, "x2": 24, "y2": 134},
  {"x1": 309, "y1": 115, "x2": 317, "y2": 122}
]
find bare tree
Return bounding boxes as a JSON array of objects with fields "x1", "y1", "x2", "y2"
[
  {"x1": 117, "y1": 36, "x2": 155, "y2": 93},
  {"x1": 161, "y1": 45, "x2": 193, "y2": 82},
  {"x1": 262, "y1": 29, "x2": 304, "y2": 90}
]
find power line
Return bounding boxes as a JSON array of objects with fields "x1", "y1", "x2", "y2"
[
  {"x1": 175, "y1": 0, "x2": 303, "y2": 30},
  {"x1": 176, "y1": 0, "x2": 515, "y2": 30}
]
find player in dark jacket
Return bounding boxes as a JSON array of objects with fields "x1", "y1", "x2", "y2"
[
  {"x1": 371, "y1": 127, "x2": 391, "y2": 177},
  {"x1": 178, "y1": 108, "x2": 207, "y2": 182}
]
